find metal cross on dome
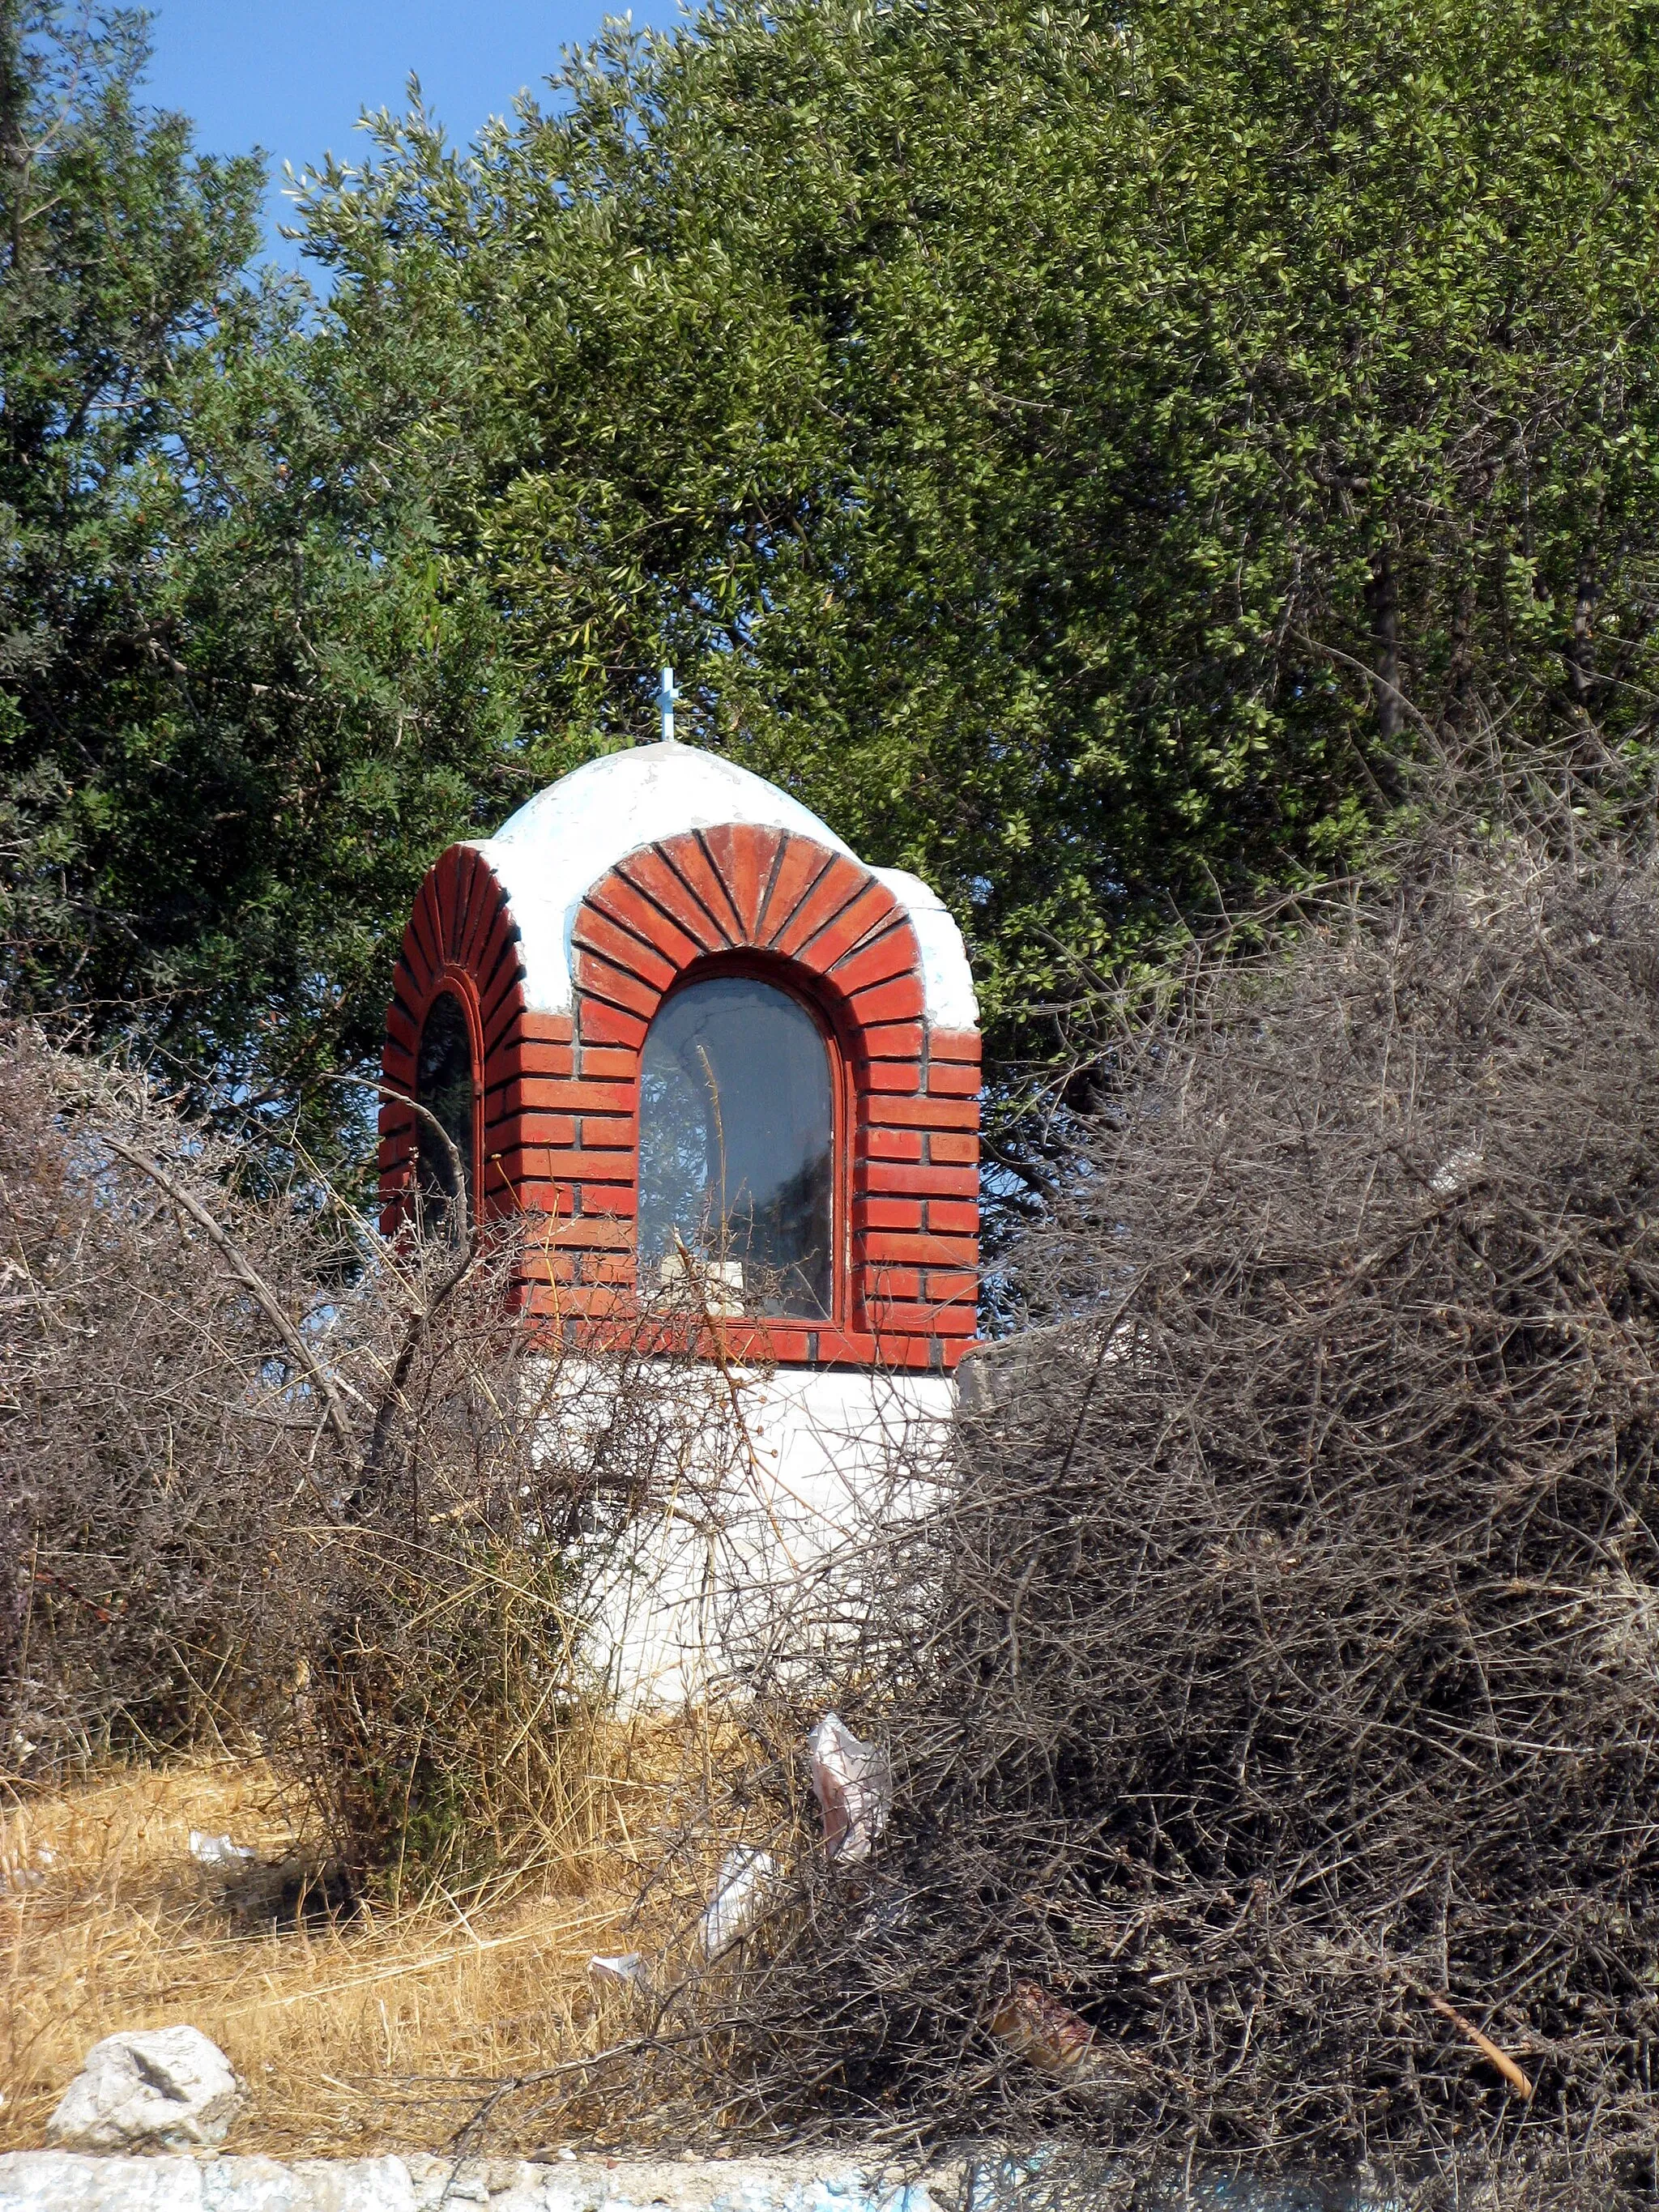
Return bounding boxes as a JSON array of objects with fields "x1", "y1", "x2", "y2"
[{"x1": 656, "y1": 666, "x2": 680, "y2": 744}]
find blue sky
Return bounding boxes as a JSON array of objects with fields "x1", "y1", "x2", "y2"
[{"x1": 144, "y1": 0, "x2": 675, "y2": 263}]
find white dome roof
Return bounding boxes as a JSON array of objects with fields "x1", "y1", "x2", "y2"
[{"x1": 471, "y1": 741, "x2": 977, "y2": 1029}]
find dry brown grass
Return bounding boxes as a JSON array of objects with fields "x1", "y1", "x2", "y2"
[{"x1": 0, "y1": 1733, "x2": 730, "y2": 2159}]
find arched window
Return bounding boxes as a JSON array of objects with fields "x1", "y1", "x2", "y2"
[
  {"x1": 416, "y1": 990, "x2": 475, "y2": 1228},
  {"x1": 638, "y1": 974, "x2": 834, "y2": 1319}
]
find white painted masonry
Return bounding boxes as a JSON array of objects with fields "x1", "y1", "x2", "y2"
[
  {"x1": 557, "y1": 1363, "x2": 957, "y2": 1707},
  {"x1": 0, "y1": 2154, "x2": 949, "y2": 2212}
]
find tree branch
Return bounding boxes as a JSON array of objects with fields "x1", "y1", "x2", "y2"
[{"x1": 101, "y1": 1134, "x2": 356, "y2": 1507}]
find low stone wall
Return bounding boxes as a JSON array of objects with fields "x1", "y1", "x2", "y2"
[
  {"x1": 0, "y1": 2154, "x2": 949, "y2": 2212},
  {"x1": 0, "y1": 2149, "x2": 1414, "y2": 2212}
]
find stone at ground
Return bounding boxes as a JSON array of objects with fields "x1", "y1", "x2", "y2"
[{"x1": 45, "y1": 2032, "x2": 243, "y2": 2155}]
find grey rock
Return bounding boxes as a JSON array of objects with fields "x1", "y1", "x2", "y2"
[{"x1": 45, "y1": 2031, "x2": 243, "y2": 2156}]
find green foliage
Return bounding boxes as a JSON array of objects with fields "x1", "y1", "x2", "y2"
[
  {"x1": 0, "y1": 3, "x2": 522, "y2": 1163},
  {"x1": 295, "y1": 0, "x2": 1659, "y2": 1081},
  {"x1": 10, "y1": 0, "x2": 1659, "y2": 1162}
]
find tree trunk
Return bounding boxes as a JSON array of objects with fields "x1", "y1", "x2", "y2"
[{"x1": 1366, "y1": 552, "x2": 1402, "y2": 745}]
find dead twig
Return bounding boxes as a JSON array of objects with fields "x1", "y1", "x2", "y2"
[{"x1": 101, "y1": 1132, "x2": 357, "y2": 1498}]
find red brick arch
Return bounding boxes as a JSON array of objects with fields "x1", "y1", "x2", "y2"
[
  {"x1": 380, "y1": 825, "x2": 979, "y2": 1370},
  {"x1": 377, "y1": 842, "x2": 542, "y2": 1224}
]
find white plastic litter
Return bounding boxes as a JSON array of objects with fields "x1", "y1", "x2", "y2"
[
  {"x1": 0, "y1": 1844, "x2": 52, "y2": 1894},
  {"x1": 808, "y1": 1713, "x2": 891, "y2": 1865},
  {"x1": 189, "y1": 1831, "x2": 257, "y2": 1868},
  {"x1": 587, "y1": 1952, "x2": 653, "y2": 1994},
  {"x1": 698, "y1": 1846, "x2": 779, "y2": 1959},
  {"x1": 1430, "y1": 1144, "x2": 1485, "y2": 1198}
]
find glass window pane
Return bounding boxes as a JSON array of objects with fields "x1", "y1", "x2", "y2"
[
  {"x1": 416, "y1": 990, "x2": 474, "y2": 1228},
  {"x1": 638, "y1": 975, "x2": 834, "y2": 1320}
]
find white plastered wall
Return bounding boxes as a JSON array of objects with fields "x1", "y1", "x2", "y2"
[{"x1": 545, "y1": 1362, "x2": 957, "y2": 1710}]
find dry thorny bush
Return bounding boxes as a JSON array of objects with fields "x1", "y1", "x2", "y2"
[
  {"x1": 507, "y1": 825, "x2": 1659, "y2": 2206},
  {"x1": 16, "y1": 815, "x2": 1659, "y2": 2206},
  {"x1": 0, "y1": 1029, "x2": 746, "y2": 1898}
]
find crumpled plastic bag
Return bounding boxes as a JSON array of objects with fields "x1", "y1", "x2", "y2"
[
  {"x1": 988, "y1": 1978, "x2": 1097, "y2": 2079},
  {"x1": 0, "y1": 1844, "x2": 53, "y2": 1894},
  {"x1": 698, "y1": 1846, "x2": 779, "y2": 1958},
  {"x1": 587, "y1": 1951, "x2": 652, "y2": 1995},
  {"x1": 808, "y1": 1712, "x2": 891, "y2": 1865},
  {"x1": 189, "y1": 1831, "x2": 257, "y2": 1869}
]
